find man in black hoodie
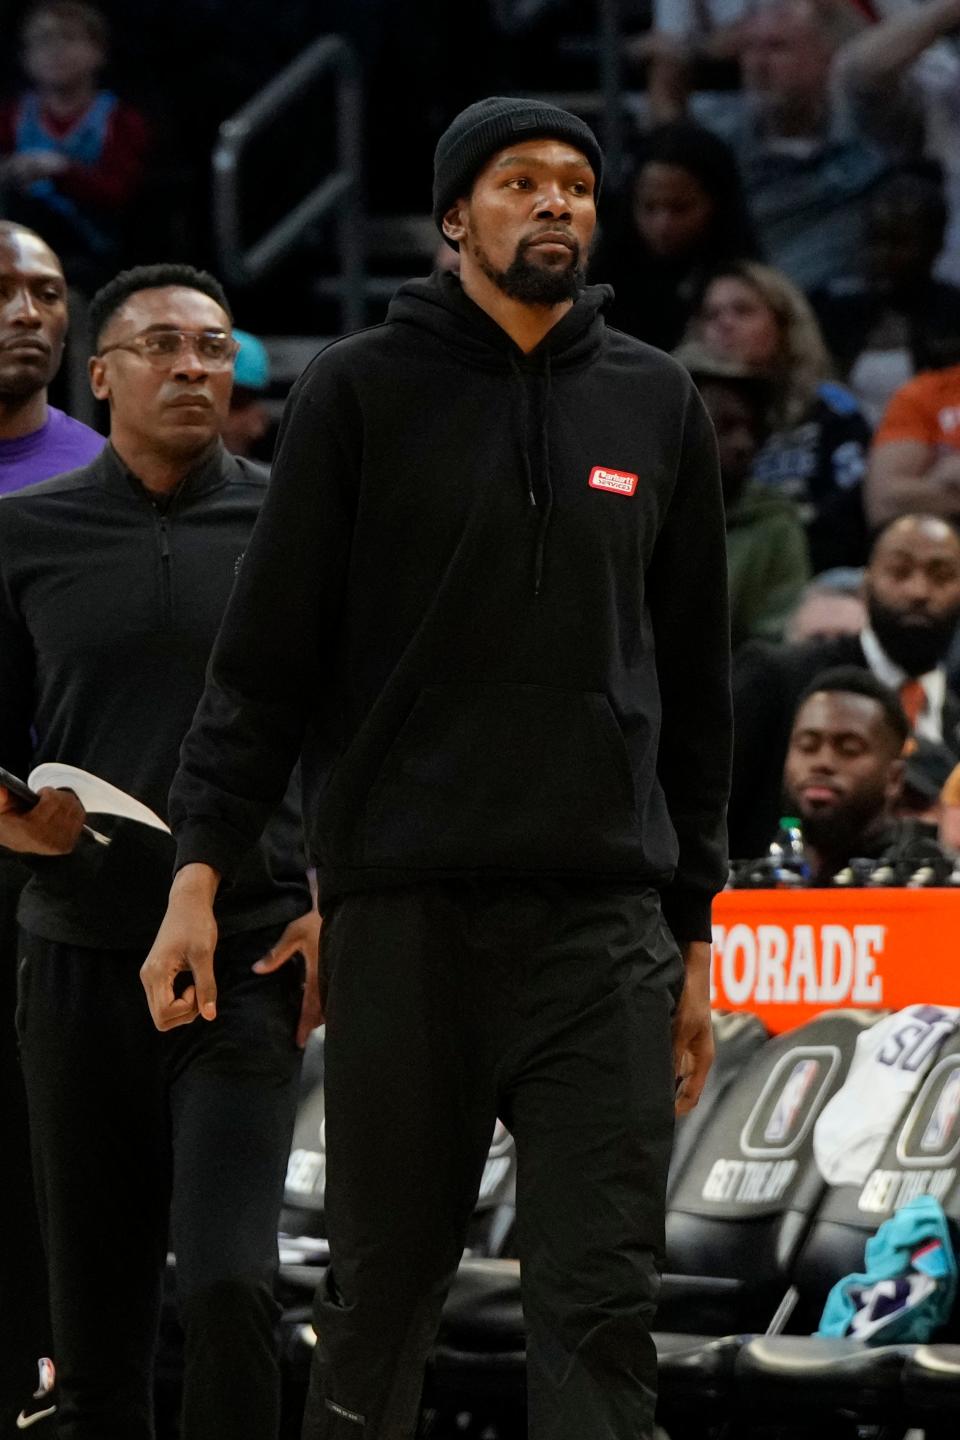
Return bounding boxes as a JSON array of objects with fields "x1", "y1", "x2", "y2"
[
  {"x1": 143, "y1": 100, "x2": 732, "y2": 1440},
  {"x1": 0, "y1": 264, "x2": 318, "y2": 1440}
]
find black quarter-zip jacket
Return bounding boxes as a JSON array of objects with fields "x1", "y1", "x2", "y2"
[
  {"x1": 172, "y1": 273, "x2": 732, "y2": 942},
  {"x1": 0, "y1": 441, "x2": 309, "y2": 949}
]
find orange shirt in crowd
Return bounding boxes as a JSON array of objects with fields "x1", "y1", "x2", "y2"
[{"x1": 874, "y1": 365, "x2": 960, "y2": 453}]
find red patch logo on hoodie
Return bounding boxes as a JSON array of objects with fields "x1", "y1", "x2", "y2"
[{"x1": 588, "y1": 466, "x2": 638, "y2": 497}]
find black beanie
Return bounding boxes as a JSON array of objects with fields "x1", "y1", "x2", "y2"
[{"x1": 433, "y1": 96, "x2": 603, "y2": 241}]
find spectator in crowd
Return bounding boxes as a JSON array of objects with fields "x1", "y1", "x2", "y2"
[
  {"x1": 591, "y1": 121, "x2": 758, "y2": 352},
  {"x1": 729, "y1": 513, "x2": 960, "y2": 856},
  {"x1": 785, "y1": 569, "x2": 867, "y2": 643},
  {"x1": 626, "y1": 0, "x2": 748, "y2": 124},
  {"x1": 693, "y1": 260, "x2": 871, "y2": 569},
  {"x1": 677, "y1": 340, "x2": 809, "y2": 645},
  {"x1": 836, "y1": 0, "x2": 960, "y2": 289},
  {"x1": 814, "y1": 168, "x2": 960, "y2": 426},
  {"x1": 221, "y1": 328, "x2": 271, "y2": 459},
  {"x1": 778, "y1": 666, "x2": 948, "y2": 882},
  {"x1": 0, "y1": 2, "x2": 149, "y2": 289},
  {"x1": 0, "y1": 219, "x2": 103, "y2": 491},
  {"x1": 867, "y1": 342, "x2": 960, "y2": 527},
  {"x1": 674, "y1": 0, "x2": 902, "y2": 292},
  {"x1": 898, "y1": 734, "x2": 957, "y2": 824},
  {"x1": 0, "y1": 262, "x2": 320, "y2": 1440},
  {"x1": 939, "y1": 756, "x2": 960, "y2": 851}
]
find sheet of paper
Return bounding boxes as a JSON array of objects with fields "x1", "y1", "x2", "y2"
[{"x1": 28, "y1": 763, "x2": 171, "y2": 833}]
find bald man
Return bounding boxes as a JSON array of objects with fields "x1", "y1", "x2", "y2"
[
  {"x1": 0, "y1": 220, "x2": 103, "y2": 493},
  {"x1": 729, "y1": 514, "x2": 960, "y2": 857},
  {"x1": 0, "y1": 221, "x2": 103, "y2": 1431}
]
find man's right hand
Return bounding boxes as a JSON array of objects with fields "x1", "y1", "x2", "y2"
[
  {"x1": 141, "y1": 863, "x2": 221, "y2": 1031},
  {"x1": 0, "y1": 785, "x2": 85, "y2": 855}
]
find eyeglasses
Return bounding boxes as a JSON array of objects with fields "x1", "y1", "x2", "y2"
[{"x1": 97, "y1": 328, "x2": 240, "y2": 370}]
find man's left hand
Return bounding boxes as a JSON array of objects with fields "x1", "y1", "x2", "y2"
[
  {"x1": 253, "y1": 909, "x2": 323, "y2": 1048},
  {"x1": 673, "y1": 940, "x2": 715, "y2": 1116}
]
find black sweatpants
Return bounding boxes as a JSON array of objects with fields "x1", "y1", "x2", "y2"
[
  {"x1": 302, "y1": 882, "x2": 683, "y2": 1440},
  {"x1": 16, "y1": 922, "x2": 304, "y2": 1440}
]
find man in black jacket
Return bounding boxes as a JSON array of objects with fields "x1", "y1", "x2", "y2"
[
  {"x1": 730, "y1": 513, "x2": 960, "y2": 858},
  {"x1": 0, "y1": 264, "x2": 319, "y2": 1440},
  {"x1": 143, "y1": 100, "x2": 732, "y2": 1440}
]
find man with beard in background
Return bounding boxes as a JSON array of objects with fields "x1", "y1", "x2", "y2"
[
  {"x1": 773, "y1": 666, "x2": 951, "y2": 884},
  {"x1": 729, "y1": 514, "x2": 960, "y2": 858}
]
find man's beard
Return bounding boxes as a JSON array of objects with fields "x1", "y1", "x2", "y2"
[
  {"x1": 867, "y1": 591, "x2": 960, "y2": 676},
  {"x1": 783, "y1": 786, "x2": 887, "y2": 861},
  {"x1": 473, "y1": 235, "x2": 586, "y2": 306},
  {"x1": 0, "y1": 367, "x2": 48, "y2": 404}
]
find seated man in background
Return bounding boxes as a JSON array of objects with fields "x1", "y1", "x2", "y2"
[
  {"x1": 730, "y1": 513, "x2": 960, "y2": 857},
  {"x1": 221, "y1": 328, "x2": 272, "y2": 459},
  {"x1": 0, "y1": 220, "x2": 103, "y2": 490},
  {"x1": 785, "y1": 569, "x2": 866, "y2": 644},
  {"x1": 867, "y1": 345, "x2": 960, "y2": 527},
  {"x1": 678, "y1": 340, "x2": 809, "y2": 647},
  {"x1": 667, "y1": 0, "x2": 899, "y2": 292},
  {"x1": 775, "y1": 666, "x2": 947, "y2": 883},
  {"x1": 0, "y1": 1, "x2": 148, "y2": 289}
]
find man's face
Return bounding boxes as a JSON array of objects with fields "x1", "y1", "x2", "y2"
[
  {"x1": 0, "y1": 230, "x2": 67, "y2": 403},
  {"x1": 89, "y1": 287, "x2": 234, "y2": 460},
  {"x1": 784, "y1": 691, "x2": 902, "y2": 850},
  {"x1": 785, "y1": 589, "x2": 866, "y2": 645},
  {"x1": 445, "y1": 138, "x2": 597, "y2": 306},
  {"x1": 700, "y1": 277, "x2": 780, "y2": 370},
  {"x1": 741, "y1": 3, "x2": 832, "y2": 113},
  {"x1": 867, "y1": 199, "x2": 941, "y2": 293},
  {"x1": 697, "y1": 379, "x2": 763, "y2": 505},
  {"x1": 22, "y1": 12, "x2": 104, "y2": 90},
  {"x1": 865, "y1": 519, "x2": 960, "y2": 676},
  {"x1": 633, "y1": 162, "x2": 713, "y2": 261}
]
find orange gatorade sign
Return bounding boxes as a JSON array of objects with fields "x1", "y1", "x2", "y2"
[{"x1": 711, "y1": 889, "x2": 960, "y2": 1033}]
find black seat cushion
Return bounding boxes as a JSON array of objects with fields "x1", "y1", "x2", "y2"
[
  {"x1": 436, "y1": 1258, "x2": 523, "y2": 1352},
  {"x1": 737, "y1": 1336, "x2": 915, "y2": 1416}
]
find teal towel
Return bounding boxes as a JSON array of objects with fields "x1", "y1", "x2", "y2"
[{"x1": 818, "y1": 1195, "x2": 958, "y2": 1343}]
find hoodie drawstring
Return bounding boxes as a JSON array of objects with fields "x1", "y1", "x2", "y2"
[
  {"x1": 533, "y1": 353, "x2": 554, "y2": 597},
  {"x1": 508, "y1": 353, "x2": 537, "y2": 510},
  {"x1": 508, "y1": 351, "x2": 554, "y2": 596}
]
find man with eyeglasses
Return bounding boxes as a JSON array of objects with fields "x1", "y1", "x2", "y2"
[{"x1": 0, "y1": 262, "x2": 319, "y2": 1440}]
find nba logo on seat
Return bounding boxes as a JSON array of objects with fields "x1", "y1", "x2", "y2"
[
  {"x1": 898, "y1": 1057, "x2": 960, "y2": 1166},
  {"x1": 764, "y1": 1059, "x2": 820, "y2": 1143},
  {"x1": 740, "y1": 1046, "x2": 840, "y2": 1159},
  {"x1": 588, "y1": 466, "x2": 638, "y2": 497}
]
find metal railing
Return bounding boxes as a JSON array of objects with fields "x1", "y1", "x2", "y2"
[{"x1": 212, "y1": 34, "x2": 365, "y2": 332}]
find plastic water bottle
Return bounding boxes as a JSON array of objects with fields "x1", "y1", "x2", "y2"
[{"x1": 768, "y1": 816, "x2": 809, "y2": 886}]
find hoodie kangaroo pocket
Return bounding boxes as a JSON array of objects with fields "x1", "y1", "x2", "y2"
[{"x1": 362, "y1": 683, "x2": 639, "y2": 870}]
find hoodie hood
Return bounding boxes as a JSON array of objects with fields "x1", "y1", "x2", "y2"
[
  {"x1": 388, "y1": 271, "x2": 614, "y2": 594},
  {"x1": 388, "y1": 270, "x2": 613, "y2": 372}
]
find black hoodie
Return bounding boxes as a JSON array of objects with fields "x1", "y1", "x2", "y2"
[{"x1": 172, "y1": 273, "x2": 732, "y2": 941}]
